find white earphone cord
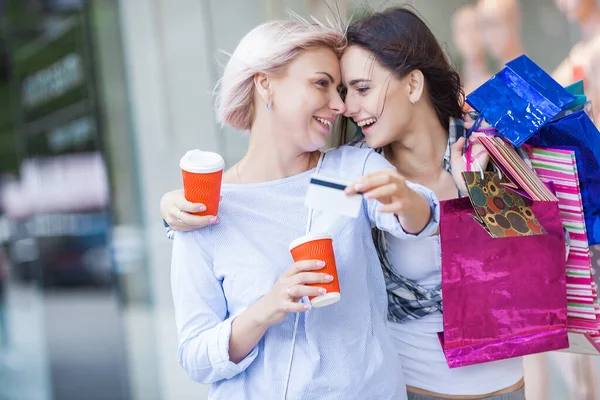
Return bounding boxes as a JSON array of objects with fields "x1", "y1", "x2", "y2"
[{"x1": 281, "y1": 151, "x2": 326, "y2": 400}]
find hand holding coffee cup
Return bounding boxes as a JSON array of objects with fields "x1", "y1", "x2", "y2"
[
  {"x1": 255, "y1": 259, "x2": 334, "y2": 327},
  {"x1": 289, "y1": 234, "x2": 340, "y2": 307},
  {"x1": 180, "y1": 150, "x2": 225, "y2": 217},
  {"x1": 160, "y1": 189, "x2": 219, "y2": 231}
]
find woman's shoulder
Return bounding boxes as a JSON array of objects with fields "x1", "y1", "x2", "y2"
[
  {"x1": 172, "y1": 225, "x2": 216, "y2": 263},
  {"x1": 325, "y1": 143, "x2": 377, "y2": 160},
  {"x1": 320, "y1": 145, "x2": 387, "y2": 179},
  {"x1": 347, "y1": 137, "x2": 372, "y2": 150}
]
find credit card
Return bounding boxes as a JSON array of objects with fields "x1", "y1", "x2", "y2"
[{"x1": 304, "y1": 175, "x2": 362, "y2": 218}]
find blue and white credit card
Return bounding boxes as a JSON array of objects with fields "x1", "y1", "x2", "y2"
[{"x1": 304, "y1": 174, "x2": 363, "y2": 218}]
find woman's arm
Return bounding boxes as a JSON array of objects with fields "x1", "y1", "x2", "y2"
[
  {"x1": 228, "y1": 259, "x2": 329, "y2": 363},
  {"x1": 171, "y1": 230, "x2": 258, "y2": 383},
  {"x1": 345, "y1": 150, "x2": 439, "y2": 238},
  {"x1": 172, "y1": 230, "x2": 333, "y2": 380}
]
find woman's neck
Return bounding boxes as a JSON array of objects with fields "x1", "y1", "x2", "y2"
[
  {"x1": 384, "y1": 112, "x2": 449, "y2": 186},
  {"x1": 231, "y1": 122, "x2": 318, "y2": 184}
]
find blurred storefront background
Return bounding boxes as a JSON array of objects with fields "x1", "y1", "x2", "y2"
[{"x1": 0, "y1": 1, "x2": 598, "y2": 399}]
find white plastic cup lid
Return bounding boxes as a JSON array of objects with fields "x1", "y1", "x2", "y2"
[
  {"x1": 289, "y1": 233, "x2": 332, "y2": 251},
  {"x1": 311, "y1": 292, "x2": 340, "y2": 308},
  {"x1": 180, "y1": 150, "x2": 225, "y2": 174}
]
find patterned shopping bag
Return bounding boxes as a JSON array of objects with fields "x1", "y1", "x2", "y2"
[{"x1": 462, "y1": 170, "x2": 547, "y2": 238}]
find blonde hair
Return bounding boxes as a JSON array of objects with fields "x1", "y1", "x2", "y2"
[{"x1": 215, "y1": 19, "x2": 347, "y2": 131}]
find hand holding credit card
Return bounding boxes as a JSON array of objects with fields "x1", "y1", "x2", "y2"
[
  {"x1": 344, "y1": 169, "x2": 433, "y2": 236},
  {"x1": 305, "y1": 169, "x2": 429, "y2": 232}
]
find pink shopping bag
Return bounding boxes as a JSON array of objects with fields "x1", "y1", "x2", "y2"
[{"x1": 439, "y1": 195, "x2": 569, "y2": 368}]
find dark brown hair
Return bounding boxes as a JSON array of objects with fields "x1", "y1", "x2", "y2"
[{"x1": 335, "y1": 6, "x2": 464, "y2": 145}]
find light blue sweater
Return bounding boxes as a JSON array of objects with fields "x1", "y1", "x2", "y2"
[{"x1": 170, "y1": 146, "x2": 440, "y2": 400}]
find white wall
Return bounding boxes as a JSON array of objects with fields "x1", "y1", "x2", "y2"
[
  {"x1": 118, "y1": 1, "x2": 265, "y2": 399},
  {"x1": 119, "y1": 1, "x2": 214, "y2": 399}
]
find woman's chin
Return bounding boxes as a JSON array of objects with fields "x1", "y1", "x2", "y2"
[
  {"x1": 308, "y1": 137, "x2": 327, "y2": 151},
  {"x1": 363, "y1": 135, "x2": 385, "y2": 150}
]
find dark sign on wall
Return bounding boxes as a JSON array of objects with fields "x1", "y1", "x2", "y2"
[
  {"x1": 13, "y1": 13, "x2": 98, "y2": 158},
  {"x1": 6, "y1": 9, "x2": 112, "y2": 287}
]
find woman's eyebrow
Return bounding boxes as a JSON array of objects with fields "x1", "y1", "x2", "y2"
[
  {"x1": 315, "y1": 71, "x2": 335, "y2": 84},
  {"x1": 348, "y1": 78, "x2": 371, "y2": 86}
]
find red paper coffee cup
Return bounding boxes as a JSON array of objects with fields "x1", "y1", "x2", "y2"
[
  {"x1": 289, "y1": 233, "x2": 340, "y2": 307},
  {"x1": 180, "y1": 150, "x2": 225, "y2": 216}
]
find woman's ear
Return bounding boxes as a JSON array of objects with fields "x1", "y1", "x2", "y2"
[
  {"x1": 253, "y1": 73, "x2": 272, "y2": 107},
  {"x1": 406, "y1": 69, "x2": 425, "y2": 104}
]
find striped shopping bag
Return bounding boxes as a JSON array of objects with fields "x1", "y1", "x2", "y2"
[
  {"x1": 530, "y1": 147, "x2": 600, "y2": 355},
  {"x1": 477, "y1": 135, "x2": 558, "y2": 202}
]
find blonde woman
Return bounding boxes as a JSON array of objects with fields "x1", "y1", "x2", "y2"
[{"x1": 170, "y1": 20, "x2": 438, "y2": 399}]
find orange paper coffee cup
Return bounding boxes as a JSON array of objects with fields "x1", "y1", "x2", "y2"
[
  {"x1": 180, "y1": 150, "x2": 225, "y2": 216},
  {"x1": 289, "y1": 233, "x2": 340, "y2": 307}
]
